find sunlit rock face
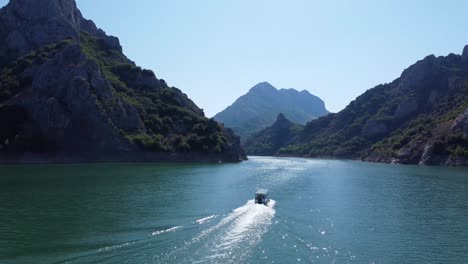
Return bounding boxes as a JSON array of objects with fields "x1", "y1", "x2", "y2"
[{"x1": 0, "y1": 0, "x2": 121, "y2": 59}]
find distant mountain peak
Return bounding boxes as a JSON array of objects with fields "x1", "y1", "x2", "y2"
[
  {"x1": 272, "y1": 113, "x2": 295, "y2": 129},
  {"x1": 249, "y1": 82, "x2": 276, "y2": 92},
  {"x1": 214, "y1": 82, "x2": 329, "y2": 141},
  {"x1": 277, "y1": 113, "x2": 287, "y2": 121},
  {"x1": 245, "y1": 112, "x2": 303, "y2": 156}
]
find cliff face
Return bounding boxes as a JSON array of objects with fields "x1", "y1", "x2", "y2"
[
  {"x1": 279, "y1": 51, "x2": 468, "y2": 166},
  {"x1": 214, "y1": 82, "x2": 329, "y2": 140},
  {"x1": 0, "y1": 0, "x2": 246, "y2": 163},
  {"x1": 0, "y1": 0, "x2": 121, "y2": 62}
]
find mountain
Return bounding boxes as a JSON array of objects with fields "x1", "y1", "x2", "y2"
[
  {"x1": 245, "y1": 114, "x2": 303, "y2": 156},
  {"x1": 278, "y1": 49, "x2": 468, "y2": 166},
  {"x1": 0, "y1": 0, "x2": 246, "y2": 163},
  {"x1": 213, "y1": 82, "x2": 329, "y2": 140}
]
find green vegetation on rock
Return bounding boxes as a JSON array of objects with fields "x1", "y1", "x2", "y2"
[
  {"x1": 0, "y1": 0, "x2": 245, "y2": 162},
  {"x1": 78, "y1": 32, "x2": 230, "y2": 153},
  {"x1": 0, "y1": 38, "x2": 74, "y2": 101},
  {"x1": 278, "y1": 53, "x2": 468, "y2": 165}
]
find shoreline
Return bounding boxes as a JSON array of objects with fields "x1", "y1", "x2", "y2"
[{"x1": 0, "y1": 151, "x2": 247, "y2": 165}]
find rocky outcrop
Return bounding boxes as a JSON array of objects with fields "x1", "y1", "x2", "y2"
[
  {"x1": 15, "y1": 44, "x2": 139, "y2": 152},
  {"x1": 0, "y1": 0, "x2": 246, "y2": 163},
  {"x1": 396, "y1": 55, "x2": 441, "y2": 93},
  {"x1": 0, "y1": 0, "x2": 121, "y2": 59},
  {"x1": 452, "y1": 108, "x2": 468, "y2": 137},
  {"x1": 221, "y1": 128, "x2": 247, "y2": 162},
  {"x1": 419, "y1": 144, "x2": 434, "y2": 165},
  {"x1": 279, "y1": 46, "x2": 468, "y2": 166},
  {"x1": 462, "y1": 45, "x2": 468, "y2": 64}
]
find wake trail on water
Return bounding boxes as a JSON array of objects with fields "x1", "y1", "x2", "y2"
[
  {"x1": 195, "y1": 215, "x2": 217, "y2": 224},
  {"x1": 152, "y1": 226, "x2": 183, "y2": 236},
  {"x1": 59, "y1": 199, "x2": 276, "y2": 264},
  {"x1": 216, "y1": 200, "x2": 275, "y2": 247},
  {"x1": 162, "y1": 199, "x2": 276, "y2": 263}
]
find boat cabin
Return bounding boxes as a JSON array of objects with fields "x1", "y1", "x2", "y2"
[{"x1": 255, "y1": 189, "x2": 270, "y2": 205}]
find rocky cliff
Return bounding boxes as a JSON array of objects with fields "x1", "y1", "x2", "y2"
[
  {"x1": 0, "y1": 0, "x2": 246, "y2": 163},
  {"x1": 279, "y1": 49, "x2": 468, "y2": 166}
]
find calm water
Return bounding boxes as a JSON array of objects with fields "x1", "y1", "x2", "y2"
[{"x1": 0, "y1": 157, "x2": 467, "y2": 264}]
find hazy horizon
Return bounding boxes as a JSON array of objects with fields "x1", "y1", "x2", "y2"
[{"x1": 1, "y1": 0, "x2": 468, "y2": 117}]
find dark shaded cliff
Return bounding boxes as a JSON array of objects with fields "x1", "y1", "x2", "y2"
[{"x1": 0, "y1": 0, "x2": 246, "y2": 163}]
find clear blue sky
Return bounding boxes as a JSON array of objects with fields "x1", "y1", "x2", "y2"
[{"x1": 1, "y1": 0, "x2": 468, "y2": 117}]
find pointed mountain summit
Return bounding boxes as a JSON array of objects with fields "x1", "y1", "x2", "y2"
[
  {"x1": 249, "y1": 82, "x2": 277, "y2": 93},
  {"x1": 214, "y1": 82, "x2": 329, "y2": 140},
  {"x1": 0, "y1": 0, "x2": 246, "y2": 162},
  {"x1": 244, "y1": 113, "x2": 303, "y2": 156}
]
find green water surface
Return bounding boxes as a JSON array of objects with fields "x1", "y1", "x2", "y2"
[{"x1": 0, "y1": 157, "x2": 467, "y2": 263}]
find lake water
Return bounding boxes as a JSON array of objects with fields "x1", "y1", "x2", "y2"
[{"x1": 0, "y1": 157, "x2": 467, "y2": 264}]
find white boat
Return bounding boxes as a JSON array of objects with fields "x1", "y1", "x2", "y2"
[{"x1": 255, "y1": 189, "x2": 270, "y2": 205}]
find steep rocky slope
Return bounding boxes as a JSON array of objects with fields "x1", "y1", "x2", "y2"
[
  {"x1": 0, "y1": 0, "x2": 246, "y2": 162},
  {"x1": 279, "y1": 50, "x2": 468, "y2": 166},
  {"x1": 245, "y1": 114, "x2": 303, "y2": 156},
  {"x1": 214, "y1": 82, "x2": 329, "y2": 140}
]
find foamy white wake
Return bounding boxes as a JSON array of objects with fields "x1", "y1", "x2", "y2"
[
  {"x1": 152, "y1": 226, "x2": 182, "y2": 236},
  {"x1": 215, "y1": 200, "x2": 275, "y2": 250},
  {"x1": 159, "y1": 200, "x2": 276, "y2": 263},
  {"x1": 192, "y1": 200, "x2": 276, "y2": 263},
  {"x1": 195, "y1": 215, "x2": 217, "y2": 224}
]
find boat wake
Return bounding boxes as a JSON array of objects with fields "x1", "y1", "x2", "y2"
[
  {"x1": 165, "y1": 200, "x2": 276, "y2": 263},
  {"x1": 208, "y1": 199, "x2": 276, "y2": 261},
  {"x1": 59, "y1": 200, "x2": 275, "y2": 264},
  {"x1": 195, "y1": 215, "x2": 217, "y2": 224},
  {"x1": 152, "y1": 226, "x2": 182, "y2": 236}
]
